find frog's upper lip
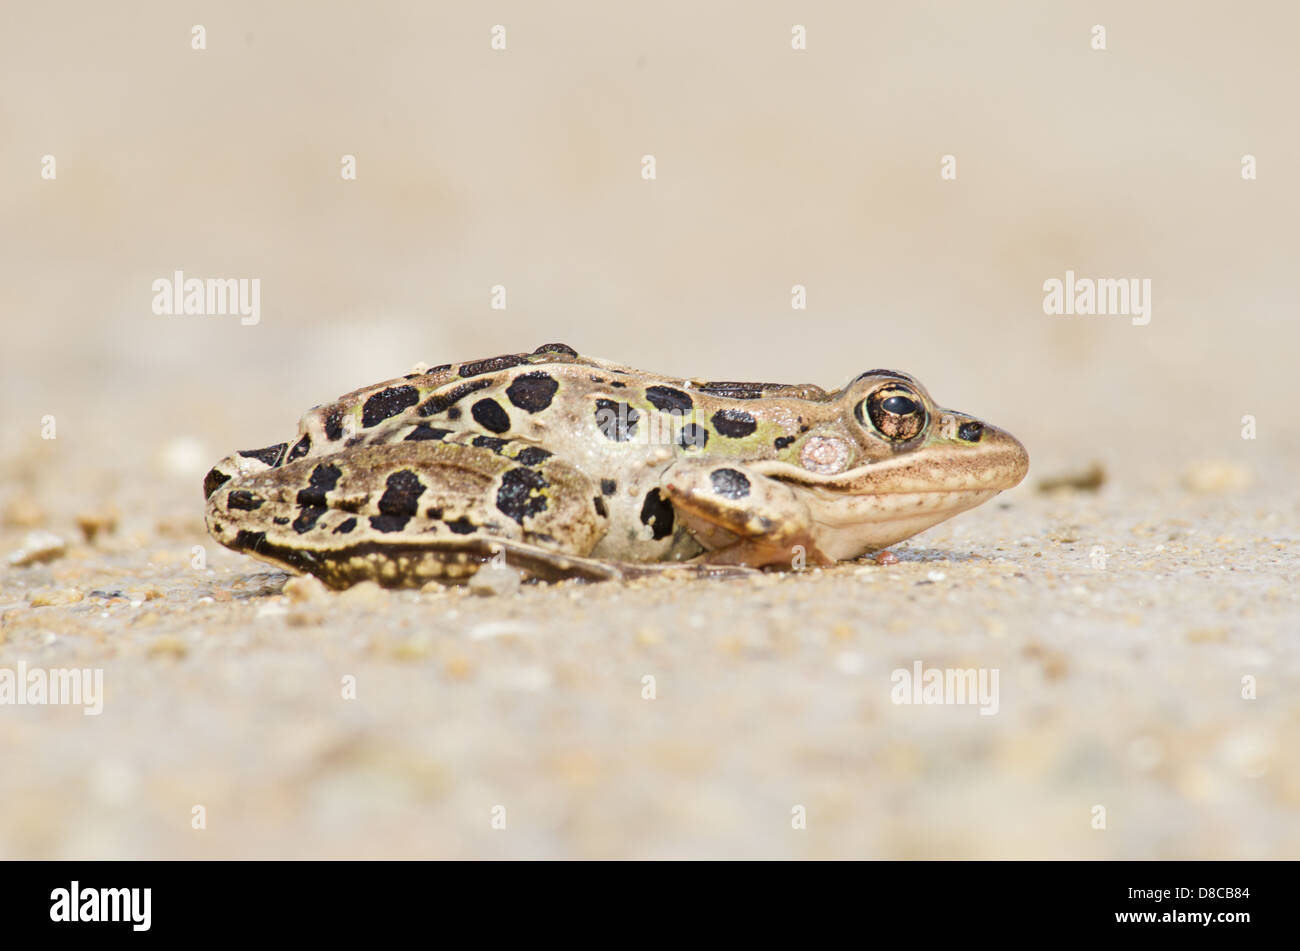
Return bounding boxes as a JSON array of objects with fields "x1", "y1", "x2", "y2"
[{"x1": 756, "y1": 424, "x2": 1029, "y2": 495}]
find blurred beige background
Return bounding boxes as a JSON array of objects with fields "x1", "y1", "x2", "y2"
[
  {"x1": 2, "y1": 2, "x2": 1297, "y2": 860},
  {"x1": 4, "y1": 1, "x2": 1297, "y2": 475}
]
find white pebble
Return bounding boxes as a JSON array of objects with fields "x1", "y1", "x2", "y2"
[
  {"x1": 7, "y1": 530, "x2": 67, "y2": 566},
  {"x1": 255, "y1": 601, "x2": 289, "y2": 619},
  {"x1": 159, "y1": 436, "x2": 209, "y2": 477},
  {"x1": 469, "y1": 563, "x2": 522, "y2": 597}
]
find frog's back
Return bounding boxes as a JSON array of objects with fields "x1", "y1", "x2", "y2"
[{"x1": 202, "y1": 344, "x2": 838, "y2": 581}]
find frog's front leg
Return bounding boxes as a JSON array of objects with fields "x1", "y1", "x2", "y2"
[{"x1": 658, "y1": 460, "x2": 835, "y2": 570}]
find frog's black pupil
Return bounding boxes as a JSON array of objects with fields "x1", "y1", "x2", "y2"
[{"x1": 882, "y1": 395, "x2": 917, "y2": 415}]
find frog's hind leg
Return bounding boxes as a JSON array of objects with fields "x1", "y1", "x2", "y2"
[
  {"x1": 205, "y1": 441, "x2": 615, "y2": 588},
  {"x1": 658, "y1": 460, "x2": 835, "y2": 570}
]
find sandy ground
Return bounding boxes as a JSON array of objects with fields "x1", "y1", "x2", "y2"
[
  {"x1": 2, "y1": 2, "x2": 1298, "y2": 858},
  {"x1": 1, "y1": 439, "x2": 1295, "y2": 859}
]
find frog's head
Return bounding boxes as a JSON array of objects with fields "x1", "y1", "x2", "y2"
[
  {"x1": 754, "y1": 369, "x2": 1030, "y2": 558},
  {"x1": 841, "y1": 369, "x2": 1028, "y2": 476}
]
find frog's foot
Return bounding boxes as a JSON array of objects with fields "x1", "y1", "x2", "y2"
[{"x1": 658, "y1": 460, "x2": 835, "y2": 570}]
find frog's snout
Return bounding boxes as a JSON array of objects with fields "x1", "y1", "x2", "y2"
[{"x1": 978, "y1": 423, "x2": 1030, "y2": 490}]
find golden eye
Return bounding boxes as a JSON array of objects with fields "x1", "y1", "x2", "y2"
[{"x1": 859, "y1": 385, "x2": 927, "y2": 441}]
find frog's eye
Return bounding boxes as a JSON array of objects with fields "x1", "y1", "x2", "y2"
[{"x1": 858, "y1": 385, "x2": 928, "y2": 441}]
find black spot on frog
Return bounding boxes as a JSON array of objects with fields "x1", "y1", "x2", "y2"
[
  {"x1": 645, "y1": 385, "x2": 693, "y2": 413},
  {"x1": 287, "y1": 434, "x2": 312, "y2": 462},
  {"x1": 711, "y1": 409, "x2": 757, "y2": 439},
  {"x1": 460, "y1": 354, "x2": 526, "y2": 378},
  {"x1": 226, "y1": 490, "x2": 263, "y2": 511},
  {"x1": 362, "y1": 385, "x2": 420, "y2": 427},
  {"x1": 324, "y1": 410, "x2": 345, "y2": 441},
  {"x1": 405, "y1": 424, "x2": 451, "y2": 442},
  {"x1": 639, "y1": 489, "x2": 675, "y2": 540},
  {"x1": 595, "y1": 399, "x2": 639, "y2": 442},
  {"x1": 496, "y1": 467, "x2": 549, "y2": 524},
  {"x1": 514, "y1": 447, "x2": 553, "y2": 466},
  {"x1": 471, "y1": 398, "x2": 512, "y2": 434},
  {"x1": 506, "y1": 371, "x2": 560, "y2": 413},
  {"x1": 238, "y1": 443, "x2": 287, "y2": 468},
  {"x1": 296, "y1": 463, "x2": 342, "y2": 507}
]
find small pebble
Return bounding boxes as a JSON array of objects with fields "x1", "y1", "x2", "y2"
[
  {"x1": 8, "y1": 530, "x2": 67, "y2": 566},
  {"x1": 469, "y1": 563, "x2": 522, "y2": 597},
  {"x1": 255, "y1": 601, "x2": 289, "y2": 619},
  {"x1": 2, "y1": 496, "x2": 46, "y2": 528},
  {"x1": 158, "y1": 436, "x2": 208, "y2": 477},
  {"x1": 28, "y1": 587, "x2": 83, "y2": 607},
  {"x1": 443, "y1": 653, "x2": 474, "y2": 680},
  {"x1": 393, "y1": 632, "x2": 434, "y2": 659},
  {"x1": 339, "y1": 581, "x2": 384, "y2": 606},
  {"x1": 874, "y1": 550, "x2": 899, "y2": 565},
  {"x1": 283, "y1": 575, "x2": 330, "y2": 603},
  {"x1": 147, "y1": 635, "x2": 189, "y2": 659},
  {"x1": 1182, "y1": 461, "x2": 1251, "y2": 494},
  {"x1": 75, "y1": 508, "x2": 119, "y2": 543},
  {"x1": 1037, "y1": 462, "x2": 1106, "y2": 493}
]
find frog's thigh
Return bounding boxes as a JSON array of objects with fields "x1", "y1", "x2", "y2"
[
  {"x1": 658, "y1": 460, "x2": 834, "y2": 569},
  {"x1": 206, "y1": 442, "x2": 611, "y2": 586}
]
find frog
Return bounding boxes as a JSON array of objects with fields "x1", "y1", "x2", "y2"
[{"x1": 203, "y1": 343, "x2": 1029, "y2": 588}]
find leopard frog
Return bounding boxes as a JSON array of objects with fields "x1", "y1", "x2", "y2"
[{"x1": 203, "y1": 344, "x2": 1028, "y2": 587}]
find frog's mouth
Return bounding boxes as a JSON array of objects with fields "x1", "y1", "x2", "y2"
[{"x1": 754, "y1": 424, "x2": 1029, "y2": 559}]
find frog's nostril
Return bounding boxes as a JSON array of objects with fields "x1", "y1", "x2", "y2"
[{"x1": 957, "y1": 421, "x2": 984, "y2": 443}]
